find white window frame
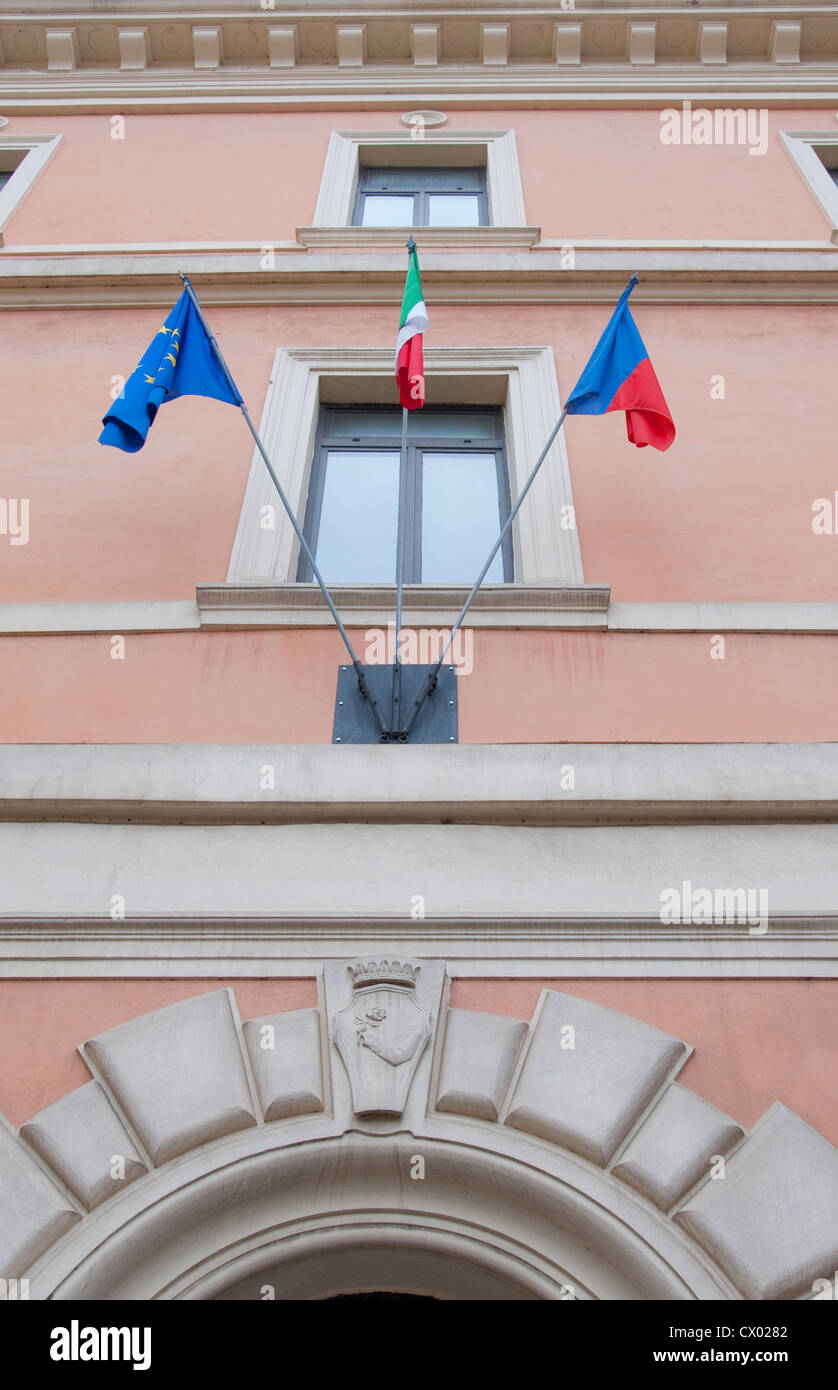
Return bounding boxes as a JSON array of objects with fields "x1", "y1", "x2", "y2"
[
  {"x1": 297, "y1": 129, "x2": 537, "y2": 247},
  {"x1": 779, "y1": 131, "x2": 838, "y2": 243},
  {"x1": 226, "y1": 345, "x2": 584, "y2": 588},
  {"x1": 0, "y1": 134, "x2": 63, "y2": 247}
]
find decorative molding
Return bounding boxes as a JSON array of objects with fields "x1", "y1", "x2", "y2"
[
  {"x1": 294, "y1": 225, "x2": 541, "y2": 248},
  {"x1": 555, "y1": 22, "x2": 582, "y2": 65},
  {"x1": 2, "y1": 9, "x2": 838, "y2": 112},
  {"x1": 44, "y1": 28, "x2": 79, "y2": 72},
  {"x1": 198, "y1": 581, "x2": 609, "y2": 629},
  {"x1": 118, "y1": 28, "x2": 150, "y2": 72},
  {"x1": 411, "y1": 27, "x2": 439, "y2": 67},
  {"x1": 698, "y1": 21, "x2": 728, "y2": 64},
  {"x1": 224, "y1": 345, "x2": 585, "y2": 588},
  {"x1": 2, "y1": 976, "x2": 837, "y2": 1299},
  {"x1": 1, "y1": 913, "x2": 837, "y2": 978},
  {"x1": 770, "y1": 20, "x2": 801, "y2": 65}
]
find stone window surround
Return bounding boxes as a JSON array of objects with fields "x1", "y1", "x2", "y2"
[
  {"x1": 296, "y1": 128, "x2": 532, "y2": 247},
  {"x1": 226, "y1": 344, "x2": 585, "y2": 589},
  {"x1": 0, "y1": 133, "x2": 62, "y2": 248},
  {"x1": 779, "y1": 130, "x2": 838, "y2": 244}
]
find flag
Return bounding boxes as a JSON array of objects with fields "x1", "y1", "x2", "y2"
[
  {"x1": 395, "y1": 240, "x2": 428, "y2": 410},
  {"x1": 566, "y1": 276, "x2": 675, "y2": 451},
  {"x1": 99, "y1": 289, "x2": 242, "y2": 452}
]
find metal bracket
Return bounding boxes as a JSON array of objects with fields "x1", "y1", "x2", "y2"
[{"x1": 333, "y1": 664, "x2": 459, "y2": 744}]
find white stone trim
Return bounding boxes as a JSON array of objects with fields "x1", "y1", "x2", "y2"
[
  {"x1": 779, "y1": 130, "x2": 838, "y2": 244},
  {"x1": 0, "y1": 133, "x2": 62, "y2": 248},
  {"x1": 4, "y1": 247, "x2": 838, "y2": 311},
  {"x1": 3, "y1": 977, "x2": 837, "y2": 1300},
  {"x1": 2, "y1": 741, "x2": 838, "y2": 825},
  {"x1": 311, "y1": 128, "x2": 526, "y2": 228},
  {"x1": 295, "y1": 225, "x2": 541, "y2": 248},
  {"x1": 225, "y1": 344, "x2": 585, "y2": 586},
  {"x1": 8, "y1": 597, "x2": 838, "y2": 636},
  {"x1": 2, "y1": 914, "x2": 836, "y2": 980}
]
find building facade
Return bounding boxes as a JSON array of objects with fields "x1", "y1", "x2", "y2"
[{"x1": 1, "y1": 0, "x2": 838, "y2": 1302}]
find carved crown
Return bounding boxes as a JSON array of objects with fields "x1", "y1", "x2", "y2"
[{"x1": 349, "y1": 959, "x2": 420, "y2": 989}]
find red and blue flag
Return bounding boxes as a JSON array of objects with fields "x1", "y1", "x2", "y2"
[{"x1": 566, "y1": 275, "x2": 675, "y2": 451}]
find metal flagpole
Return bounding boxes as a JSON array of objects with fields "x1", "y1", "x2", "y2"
[
  {"x1": 391, "y1": 403, "x2": 409, "y2": 739},
  {"x1": 391, "y1": 235, "x2": 418, "y2": 740},
  {"x1": 178, "y1": 272, "x2": 389, "y2": 738},
  {"x1": 401, "y1": 404, "x2": 569, "y2": 739}
]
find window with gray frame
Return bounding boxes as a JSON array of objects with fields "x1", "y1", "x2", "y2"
[
  {"x1": 352, "y1": 167, "x2": 489, "y2": 228},
  {"x1": 298, "y1": 406, "x2": 512, "y2": 585},
  {"x1": 0, "y1": 171, "x2": 12, "y2": 193}
]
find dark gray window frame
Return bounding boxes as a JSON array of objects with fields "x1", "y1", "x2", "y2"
[
  {"x1": 351, "y1": 166, "x2": 489, "y2": 228},
  {"x1": 297, "y1": 404, "x2": 513, "y2": 584}
]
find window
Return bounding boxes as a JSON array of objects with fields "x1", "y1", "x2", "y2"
[
  {"x1": 224, "y1": 346, "x2": 584, "y2": 596},
  {"x1": 297, "y1": 131, "x2": 535, "y2": 246},
  {"x1": 297, "y1": 406, "x2": 511, "y2": 584},
  {"x1": 0, "y1": 171, "x2": 12, "y2": 194},
  {"x1": 352, "y1": 167, "x2": 488, "y2": 229}
]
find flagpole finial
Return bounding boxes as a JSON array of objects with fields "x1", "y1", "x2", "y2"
[{"x1": 406, "y1": 235, "x2": 417, "y2": 253}]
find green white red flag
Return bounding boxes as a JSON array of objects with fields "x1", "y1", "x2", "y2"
[{"x1": 395, "y1": 240, "x2": 428, "y2": 410}]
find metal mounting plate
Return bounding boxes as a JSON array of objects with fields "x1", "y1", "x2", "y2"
[{"x1": 332, "y1": 663, "x2": 459, "y2": 744}]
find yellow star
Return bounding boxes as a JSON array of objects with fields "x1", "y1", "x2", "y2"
[
  {"x1": 164, "y1": 353, "x2": 177, "y2": 367},
  {"x1": 143, "y1": 374, "x2": 155, "y2": 384},
  {"x1": 171, "y1": 329, "x2": 180, "y2": 338},
  {"x1": 156, "y1": 326, "x2": 170, "y2": 336}
]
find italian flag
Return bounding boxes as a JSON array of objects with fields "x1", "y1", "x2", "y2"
[{"x1": 395, "y1": 240, "x2": 428, "y2": 410}]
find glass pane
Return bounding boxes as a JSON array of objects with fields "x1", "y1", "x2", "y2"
[
  {"x1": 410, "y1": 410, "x2": 499, "y2": 439},
  {"x1": 421, "y1": 452, "x2": 504, "y2": 584},
  {"x1": 327, "y1": 411, "x2": 403, "y2": 438},
  {"x1": 316, "y1": 450, "x2": 399, "y2": 583},
  {"x1": 327, "y1": 409, "x2": 500, "y2": 441},
  {"x1": 0, "y1": 172, "x2": 11, "y2": 192},
  {"x1": 427, "y1": 194, "x2": 481, "y2": 227},
  {"x1": 361, "y1": 195, "x2": 415, "y2": 227}
]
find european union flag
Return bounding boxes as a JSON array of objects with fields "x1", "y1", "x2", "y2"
[{"x1": 99, "y1": 290, "x2": 242, "y2": 452}]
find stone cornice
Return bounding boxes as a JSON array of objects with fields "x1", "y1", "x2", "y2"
[
  {"x1": 2, "y1": 246, "x2": 838, "y2": 306},
  {"x1": 3, "y1": 740, "x2": 838, "y2": 825},
  {"x1": 1, "y1": 6, "x2": 838, "y2": 110}
]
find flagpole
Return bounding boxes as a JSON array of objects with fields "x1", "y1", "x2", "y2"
[
  {"x1": 178, "y1": 272, "x2": 389, "y2": 739},
  {"x1": 392, "y1": 401, "x2": 409, "y2": 736},
  {"x1": 391, "y1": 235, "x2": 418, "y2": 739}
]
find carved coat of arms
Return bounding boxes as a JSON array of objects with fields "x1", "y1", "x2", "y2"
[{"x1": 333, "y1": 960, "x2": 432, "y2": 1116}]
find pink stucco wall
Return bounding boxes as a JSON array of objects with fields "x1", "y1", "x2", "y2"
[
  {"x1": 1, "y1": 627, "x2": 837, "y2": 743},
  {"x1": 1, "y1": 108, "x2": 832, "y2": 246},
  {"x1": 2, "y1": 301, "x2": 838, "y2": 605},
  {"x1": 1, "y1": 977, "x2": 835, "y2": 1150}
]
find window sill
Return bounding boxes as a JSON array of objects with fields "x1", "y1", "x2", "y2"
[
  {"x1": 295, "y1": 226, "x2": 541, "y2": 250},
  {"x1": 197, "y1": 582, "x2": 610, "y2": 630}
]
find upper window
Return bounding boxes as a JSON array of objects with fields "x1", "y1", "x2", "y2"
[
  {"x1": 352, "y1": 166, "x2": 488, "y2": 229},
  {"x1": 298, "y1": 405, "x2": 511, "y2": 585},
  {"x1": 0, "y1": 171, "x2": 13, "y2": 194}
]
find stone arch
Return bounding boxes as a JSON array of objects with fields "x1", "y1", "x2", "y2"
[{"x1": 2, "y1": 962, "x2": 837, "y2": 1301}]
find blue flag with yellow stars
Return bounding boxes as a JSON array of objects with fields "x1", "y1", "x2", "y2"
[{"x1": 99, "y1": 290, "x2": 242, "y2": 452}]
